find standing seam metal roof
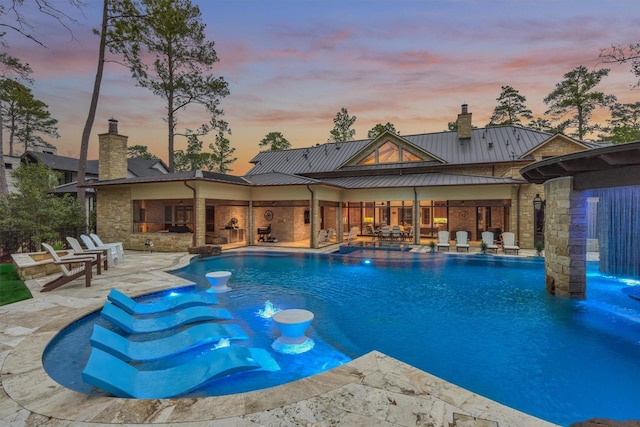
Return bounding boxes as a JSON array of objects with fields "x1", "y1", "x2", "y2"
[{"x1": 245, "y1": 126, "x2": 554, "y2": 176}]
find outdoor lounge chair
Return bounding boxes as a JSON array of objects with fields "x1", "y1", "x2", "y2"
[
  {"x1": 326, "y1": 228, "x2": 335, "y2": 241},
  {"x1": 318, "y1": 229, "x2": 328, "y2": 243},
  {"x1": 81, "y1": 234, "x2": 119, "y2": 266},
  {"x1": 107, "y1": 288, "x2": 219, "y2": 314},
  {"x1": 100, "y1": 301, "x2": 233, "y2": 333},
  {"x1": 455, "y1": 231, "x2": 470, "y2": 252},
  {"x1": 481, "y1": 231, "x2": 499, "y2": 253},
  {"x1": 89, "y1": 323, "x2": 249, "y2": 362},
  {"x1": 41, "y1": 243, "x2": 97, "y2": 292},
  {"x1": 66, "y1": 237, "x2": 109, "y2": 270},
  {"x1": 82, "y1": 345, "x2": 279, "y2": 398},
  {"x1": 90, "y1": 233, "x2": 125, "y2": 261},
  {"x1": 346, "y1": 227, "x2": 359, "y2": 244},
  {"x1": 502, "y1": 232, "x2": 520, "y2": 255},
  {"x1": 436, "y1": 231, "x2": 450, "y2": 251}
]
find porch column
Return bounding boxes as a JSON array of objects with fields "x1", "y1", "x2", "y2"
[
  {"x1": 195, "y1": 195, "x2": 206, "y2": 247},
  {"x1": 310, "y1": 195, "x2": 319, "y2": 249},
  {"x1": 248, "y1": 201, "x2": 254, "y2": 245},
  {"x1": 337, "y1": 202, "x2": 344, "y2": 242},
  {"x1": 544, "y1": 176, "x2": 587, "y2": 298}
]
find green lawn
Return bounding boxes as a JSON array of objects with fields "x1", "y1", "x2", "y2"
[{"x1": 0, "y1": 264, "x2": 33, "y2": 306}]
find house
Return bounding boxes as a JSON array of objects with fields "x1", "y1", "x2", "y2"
[
  {"x1": 88, "y1": 105, "x2": 605, "y2": 252},
  {"x1": 17, "y1": 136, "x2": 169, "y2": 216}
]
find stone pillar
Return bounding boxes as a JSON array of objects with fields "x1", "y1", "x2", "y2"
[
  {"x1": 98, "y1": 119, "x2": 128, "y2": 181},
  {"x1": 544, "y1": 176, "x2": 587, "y2": 298},
  {"x1": 195, "y1": 195, "x2": 206, "y2": 247},
  {"x1": 310, "y1": 194, "x2": 319, "y2": 248}
]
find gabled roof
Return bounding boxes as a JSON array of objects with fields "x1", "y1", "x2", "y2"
[
  {"x1": 23, "y1": 152, "x2": 170, "y2": 179},
  {"x1": 23, "y1": 152, "x2": 100, "y2": 175},
  {"x1": 127, "y1": 157, "x2": 169, "y2": 177},
  {"x1": 245, "y1": 126, "x2": 555, "y2": 176},
  {"x1": 338, "y1": 131, "x2": 445, "y2": 167},
  {"x1": 520, "y1": 133, "x2": 591, "y2": 158}
]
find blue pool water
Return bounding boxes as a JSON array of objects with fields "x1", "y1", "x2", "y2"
[{"x1": 43, "y1": 251, "x2": 640, "y2": 426}]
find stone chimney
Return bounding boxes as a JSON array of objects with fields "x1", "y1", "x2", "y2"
[
  {"x1": 98, "y1": 119, "x2": 128, "y2": 181},
  {"x1": 457, "y1": 104, "x2": 472, "y2": 141}
]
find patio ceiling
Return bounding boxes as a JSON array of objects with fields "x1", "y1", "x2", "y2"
[{"x1": 520, "y1": 141, "x2": 640, "y2": 190}]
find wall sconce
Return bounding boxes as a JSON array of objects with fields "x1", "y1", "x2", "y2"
[{"x1": 533, "y1": 194, "x2": 544, "y2": 210}]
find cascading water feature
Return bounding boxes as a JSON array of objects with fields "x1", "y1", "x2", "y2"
[{"x1": 591, "y1": 185, "x2": 640, "y2": 279}]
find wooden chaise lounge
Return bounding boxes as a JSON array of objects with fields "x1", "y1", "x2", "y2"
[{"x1": 41, "y1": 243, "x2": 99, "y2": 292}]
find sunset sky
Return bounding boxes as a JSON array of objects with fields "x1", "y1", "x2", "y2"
[{"x1": 3, "y1": 0, "x2": 639, "y2": 175}]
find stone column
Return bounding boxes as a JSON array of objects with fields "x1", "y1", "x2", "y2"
[
  {"x1": 544, "y1": 176, "x2": 587, "y2": 298},
  {"x1": 310, "y1": 194, "x2": 319, "y2": 249},
  {"x1": 194, "y1": 194, "x2": 206, "y2": 247}
]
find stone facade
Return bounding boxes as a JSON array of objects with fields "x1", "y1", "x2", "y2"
[{"x1": 543, "y1": 177, "x2": 587, "y2": 298}]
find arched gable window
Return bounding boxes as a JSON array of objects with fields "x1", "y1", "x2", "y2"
[{"x1": 357, "y1": 141, "x2": 422, "y2": 165}]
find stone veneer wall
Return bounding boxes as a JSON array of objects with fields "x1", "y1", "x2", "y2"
[
  {"x1": 544, "y1": 176, "x2": 587, "y2": 298},
  {"x1": 97, "y1": 187, "x2": 132, "y2": 247}
]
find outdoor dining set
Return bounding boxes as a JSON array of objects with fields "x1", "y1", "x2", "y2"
[{"x1": 371, "y1": 225, "x2": 413, "y2": 242}]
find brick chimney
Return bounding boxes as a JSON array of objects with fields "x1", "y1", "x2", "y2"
[
  {"x1": 457, "y1": 104, "x2": 472, "y2": 141},
  {"x1": 98, "y1": 119, "x2": 128, "y2": 181}
]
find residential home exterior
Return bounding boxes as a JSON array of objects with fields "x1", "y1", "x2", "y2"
[{"x1": 89, "y1": 106, "x2": 606, "y2": 252}]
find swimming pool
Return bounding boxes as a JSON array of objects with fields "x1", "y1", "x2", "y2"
[
  {"x1": 175, "y1": 251, "x2": 640, "y2": 426},
  {"x1": 43, "y1": 251, "x2": 640, "y2": 426}
]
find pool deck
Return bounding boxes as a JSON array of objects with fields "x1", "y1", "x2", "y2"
[{"x1": 1, "y1": 247, "x2": 560, "y2": 427}]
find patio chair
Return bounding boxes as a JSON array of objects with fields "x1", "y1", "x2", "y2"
[
  {"x1": 380, "y1": 225, "x2": 391, "y2": 241},
  {"x1": 81, "y1": 234, "x2": 119, "y2": 266},
  {"x1": 318, "y1": 229, "x2": 328, "y2": 243},
  {"x1": 481, "y1": 231, "x2": 499, "y2": 253},
  {"x1": 326, "y1": 228, "x2": 335, "y2": 241},
  {"x1": 501, "y1": 232, "x2": 520, "y2": 255},
  {"x1": 455, "y1": 231, "x2": 470, "y2": 252},
  {"x1": 41, "y1": 243, "x2": 96, "y2": 292},
  {"x1": 66, "y1": 237, "x2": 109, "y2": 270},
  {"x1": 436, "y1": 231, "x2": 450, "y2": 251},
  {"x1": 90, "y1": 233, "x2": 125, "y2": 261},
  {"x1": 82, "y1": 345, "x2": 279, "y2": 398},
  {"x1": 346, "y1": 227, "x2": 359, "y2": 245}
]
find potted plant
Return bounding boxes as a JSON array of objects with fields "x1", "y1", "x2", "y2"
[
  {"x1": 428, "y1": 241, "x2": 436, "y2": 252},
  {"x1": 535, "y1": 241, "x2": 544, "y2": 257},
  {"x1": 480, "y1": 241, "x2": 488, "y2": 255}
]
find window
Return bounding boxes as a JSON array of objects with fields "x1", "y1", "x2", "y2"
[
  {"x1": 357, "y1": 140, "x2": 422, "y2": 165},
  {"x1": 4, "y1": 163, "x2": 12, "y2": 170}
]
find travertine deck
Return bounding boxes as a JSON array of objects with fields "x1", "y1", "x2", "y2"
[{"x1": 0, "y1": 249, "x2": 558, "y2": 426}]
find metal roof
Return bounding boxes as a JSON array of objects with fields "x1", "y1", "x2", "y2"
[
  {"x1": 243, "y1": 172, "x2": 322, "y2": 186},
  {"x1": 245, "y1": 126, "x2": 556, "y2": 176},
  {"x1": 320, "y1": 173, "x2": 526, "y2": 189},
  {"x1": 86, "y1": 170, "x2": 250, "y2": 187}
]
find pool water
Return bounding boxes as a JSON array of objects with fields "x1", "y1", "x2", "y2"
[{"x1": 44, "y1": 252, "x2": 640, "y2": 426}]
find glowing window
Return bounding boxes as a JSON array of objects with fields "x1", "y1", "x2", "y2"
[
  {"x1": 402, "y1": 150, "x2": 421, "y2": 162},
  {"x1": 357, "y1": 141, "x2": 423, "y2": 165},
  {"x1": 378, "y1": 141, "x2": 399, "y2": 163},
  {"x1": 359, "y1": 152, "x2": 376, "y2": 165}
]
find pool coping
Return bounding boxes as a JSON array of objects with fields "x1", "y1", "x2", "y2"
[{"x1": 1, "y1": 250, "x2": 558, "y2": 426}]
